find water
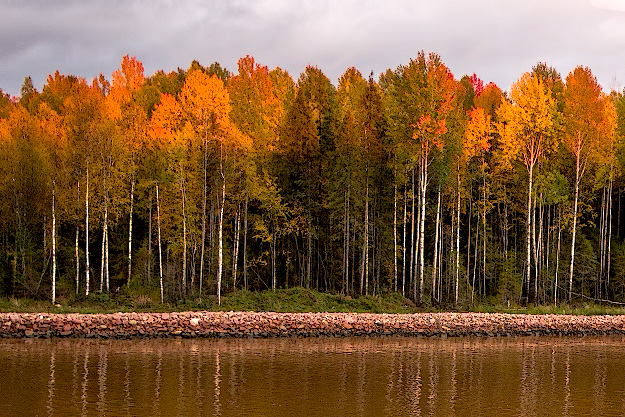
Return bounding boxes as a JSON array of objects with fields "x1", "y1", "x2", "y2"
[{"x1": 1, "y1": 336, "x2": 624, "y2": 416}]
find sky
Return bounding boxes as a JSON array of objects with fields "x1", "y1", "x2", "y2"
[{"x1": 2, "y1": 0, "x2": 625, "y2": 97}]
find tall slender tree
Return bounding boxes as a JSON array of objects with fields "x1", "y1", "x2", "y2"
[{"x1": 497, "y1": 72, "x2": 559, "y2": 304}]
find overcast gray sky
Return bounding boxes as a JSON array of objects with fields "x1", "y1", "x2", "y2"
[{"x1": 2, "y1": 0, "x2": 625, "y2": 97}]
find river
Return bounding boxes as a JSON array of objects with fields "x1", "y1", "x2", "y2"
[{"x1": 1, "y1": 336, "x2": 624, "y2": 416}]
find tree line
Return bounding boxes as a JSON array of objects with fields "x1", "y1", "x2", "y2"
[{"x1": 1, "y1": 53, "x2": 624, "y2": 306}]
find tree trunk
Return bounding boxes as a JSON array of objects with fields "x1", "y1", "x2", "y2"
[
  {"x1": 344, "y1": 187, "x2": 350, "y2": 294},
  {"x1": 75, "y1": 226, "x2": 79, "y2": 295},
  {"x1": 232, "y1": 203, "x2": 241, "y2": 289},
  {"x1": 402, "y1": 186, "x2": 407, "y2": 297},
  {"x1": 307, "y1": 222, "x2": 312, "y2": 289},
  {"x1": 503, "y1": 185, "x2": 509, "y2": 258},
  {"x1": 271, "y1": 224, "x2": 277, "y2": 291},
  {"x1": 536, "y1": 194, "x2": 544, "y2": 302},
  {"x1": 128, "y1": 178, "x2": 135, "y2": 285},
  {"x1": 467, "y1": 184, "x2": 473, "y2": 304},
  {"x1": 85, "y1": 165, "x2": 90, "y2": 296},
  {"x1": 75, "y1": 180, "x2": 80, "y2": 295},
  {"x1": 568, "y1": 160, "x2": 580, "y2": 303},
  {"x1": 607, "y1": 177, "x2": 613, "y2": 297},
  {"x1": 526, "y1": 163, "x2": 534, "y2": 304},
  {"x1": 200, "y1": 144, "x2": 208, "y2": 298},
  {"x1": 413, "y1": 170, "x2": 421, "y2": 301},
  {"x1": 456, "y1": 170, "x2": 461, "y2": 305},
  {"x1": 100, "y1": 201, "x2": 108, "y2": 293},
  {"x1": 482, "y1": 172, "x2": 487, "y2": 298},
  {"x1": 148, "y1": 193, "x2": 153, "y2": 284},
  {"x1": 209, "y1": 190, "x2": 216, "y2": 278},
  {"x1": 531, "y1": 192, "x2": 540, "y2": 302},
  {"x1": 181, "y1": 175, "x2": 187, "y2": 298},
  {"x1": 51, "y1": 182, "x2": 56, "y2": 305},
  {"x1": 393, "y1": 180, "x2": 398, "y2": 293},
  {"x1": 409, "y1": 169, "x2": 415, "y2": 295},
  {"x1": 105, "y1": 211, "x2": 109, "y2": 292},
  {"x1": 432, "y1": 186, "x2": 441, "y2": 302},
  {"x1": 243, "y1": 194, "x2": 248, "y2": 291},
  {"x1": 217, "y1": 172, "x2": 225, "y2": 306},
  {"x1": 363, "y1": 172, "x2": 370, "y2": 295},
  {"x1": 555, "y1": 205, "x2": 562, "y2": 305},
  {"x1": 473, "y1": 215, "x2": 479, "y2": 302},
  {"x1": 418, "y1": 162, "x2": 427, "y2": 304},
  {"x1": 156, "y1": 183, "x2": 164, "y2": 303}
]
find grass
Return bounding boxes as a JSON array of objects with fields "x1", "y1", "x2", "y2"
[
  {"x1": 2, "y1": 288, "x2": 625, "y2": 315},
  {"x1": 0, "y1": 287, "x2": 417, "y2": 314},
  {"x1": 469, "y1": 302, "x2": 625, "y2": 316}
]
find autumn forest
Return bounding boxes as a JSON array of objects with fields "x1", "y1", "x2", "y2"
[{"x1": 2, "y1": 53, "x2": 625, "y2": 307}]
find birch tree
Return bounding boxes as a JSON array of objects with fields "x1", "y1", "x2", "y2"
[{"x1": 496, "y1": 72, "x2": 559, "y2": 304}]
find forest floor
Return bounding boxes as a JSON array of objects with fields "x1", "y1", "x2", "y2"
[{"x1": 2, "y1": 287, "x2": 625, "y2": 316}]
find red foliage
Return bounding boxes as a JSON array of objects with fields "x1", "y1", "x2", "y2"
[{"x1": 469, "y1": 73, "x2": 484, "y2": 97}]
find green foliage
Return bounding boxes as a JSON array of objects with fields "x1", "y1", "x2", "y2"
[
  {"x1": 496, "y1": 253, "x2": 523, "y2": 304},
  {"x1": 2, "y1": 54, "x2": 625, "y2": 313},
  {"x1": 0, "y1": 287, "x2": 415, "y2": 314}
]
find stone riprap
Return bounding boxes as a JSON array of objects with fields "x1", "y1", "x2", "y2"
[{"x1": 2, "y1": 312, "x2": 625, "y2": 339}]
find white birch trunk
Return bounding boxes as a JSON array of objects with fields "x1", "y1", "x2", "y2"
[
  {"x1": 232, "y1": 205, "x2": 240, "y2": 289},
  {"x1": 156, "y1": 183, "x2": 164, "y2": 303},
  {"x1": 393, "y1": 181, "x2": 398, "y2": 293},
  {"x1": 181, "y1": 176, "x2": 187, "y2": 297},
  {"x1": 409, "y1": 170, "x2": 415, "y2": 295},
  {"x1": 75, "y1": 180, "x2": 80, "y2": 295},
  {"x1": 607, "y1": 177, "x2": 613, "y2": 295},
  {"x1": 419, "y1": 162, "x2": 427, "y2": 304},
  {"x1": 100, "y1": 202, "x2": 108, "y2": 293},
  {"x1": 105, "y1": 214, "x2": 109, "y2": 292},
  {"x1": 555, "y1": 206, "x2": 562, "y2": 305},
  {"x1": 51, "y1": 182, "x2": 56, "y2": 304},
  {"x1": 525, "y1": 164, "x2": 534, "y2": 304},
  {"x1": 402, "y1": 187, "x2": 407, "y2": 297},
  {"x1": 568, "y1": 160, "x2": 580, "y2": 302},
  {"x1": 128, "y1": 178, "x2": 135, "y2": 285},
  {"x1": 200, "y1": 143, "x2": 207, "y2": 297},
  {"x1": 85, "y1": 165, "x2": 90, "y2": 296},
  {"x1": 482, "y1": 173, "x2": 487, "y2": 298},
  {"x1": 217, "y1": 172, "x2": 225, "y2": 306},
  {"x1": 432, "y1": 186, "x2": 441, "y2": 302},
  {"x1": 75, "y1": 226, "x2": 79, "y2": 295},
  {"x1": 456, "y1": 171, "x2": 461, "y2": 305},
  {"x1": 364, "y1": 173, "x2": 370, "y2": 295},
  {"x1": 243, "y1": 194, "x2": 249, "y2": 290}
]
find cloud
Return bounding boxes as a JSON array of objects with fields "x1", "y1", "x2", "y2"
[
  {"x1": 590, "y1": 0, "x2": 625, "y2": 11},
  {"x1": 1, "y1": 0, "x2": 624, "y2": 96}
]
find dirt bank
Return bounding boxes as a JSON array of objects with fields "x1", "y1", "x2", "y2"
[{"x1": 2, "y1": 311, "x2": 625, "y2": 338}]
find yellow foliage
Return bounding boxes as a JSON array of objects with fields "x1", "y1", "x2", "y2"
[
  {"x1": 149, "y1": 93, "x2": 181, "y2": 146},
  {"x1": 465, "y1": 107, "x2": 491, "y2": 160},
  {"x1": 496, "y1": 72, "x2": 558, "y2": 170}
]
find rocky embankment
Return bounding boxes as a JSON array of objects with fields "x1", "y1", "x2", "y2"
[{"x1": 3, "y1": 312, "x2": 625, "y2": 338}]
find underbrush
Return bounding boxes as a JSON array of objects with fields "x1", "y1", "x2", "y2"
[{"x1": 2, "y1": 288, "x2": 625, "y2": 315}]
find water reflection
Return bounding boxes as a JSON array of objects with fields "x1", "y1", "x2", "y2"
[
  {"x1": 46, "y1": 350, "x2": 54, "y2": 416},
  {"x1": 2, "y1": 336, "x2": 625, "y2": 416}
]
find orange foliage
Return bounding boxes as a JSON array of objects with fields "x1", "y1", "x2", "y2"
[
  {"x1": 37, "y1": 101, "x2": 66, "y2": 148},
  {"x1": 465, "y1": 107, "x2": 491, "y2": 159},
  {"x1": 112, "y1": 55, "x2": 145, "y2": 92},
  {"x1": 149, "y1": 93, "x2": 181, "y2": 145},
  {"x1": 180, "y1": 70, "x2": 231, "y2": 130},
  {"x1": 229, "y1": 55, "x2": 281, "y2": 151}
]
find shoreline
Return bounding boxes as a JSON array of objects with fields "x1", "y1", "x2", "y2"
[{"x1": 3, "y1": 311, "x2": 625, "y2": 338}]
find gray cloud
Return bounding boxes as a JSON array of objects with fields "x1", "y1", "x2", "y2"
[{"x1": 1, "y1": 0, "x2": 625, "y2": 97}]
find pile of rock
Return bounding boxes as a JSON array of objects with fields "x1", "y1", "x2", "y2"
[{"x1": 2, "y1": 312, "x2": 625, "y2": 339}]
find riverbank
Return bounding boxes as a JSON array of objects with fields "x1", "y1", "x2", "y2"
[{"x1": 2, "y1": 311, "x2": 625, "y2": 338}]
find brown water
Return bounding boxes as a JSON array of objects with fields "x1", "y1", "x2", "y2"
[{"x1": 1, "y1": 336, "x2": 624, "y2": 416}]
